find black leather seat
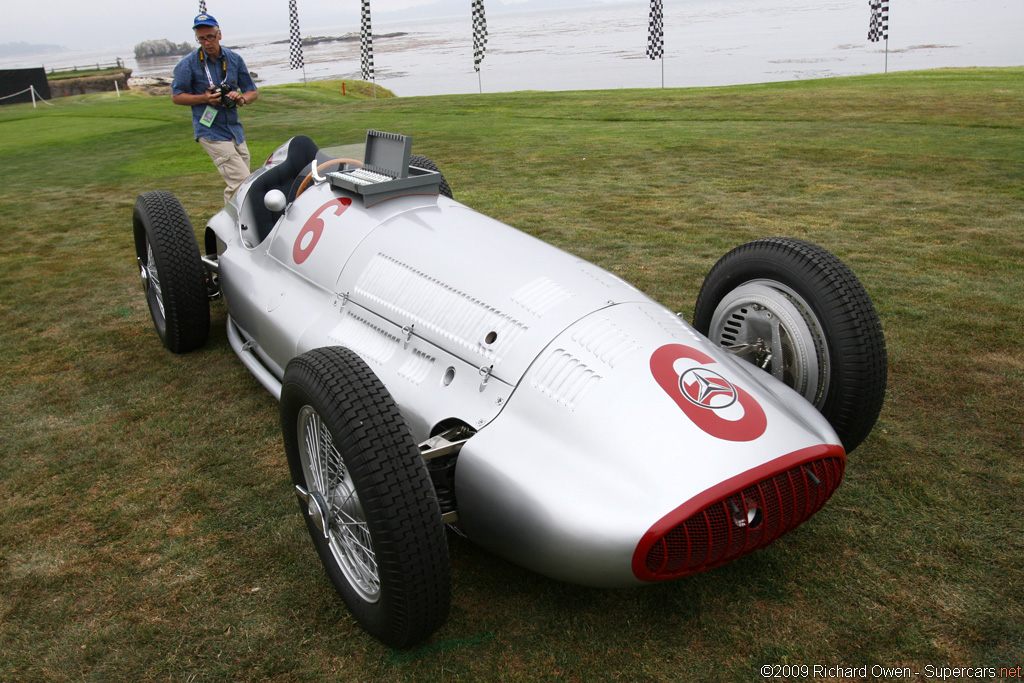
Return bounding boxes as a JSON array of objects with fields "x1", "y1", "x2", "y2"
[{"x1": 246, "y1": 135, "x2": 319, "y2": 244}]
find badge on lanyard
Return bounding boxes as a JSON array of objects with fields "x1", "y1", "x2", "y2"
[
  {"x1": 198, "y1": 49, "x2": 226, "y2": 128},
  {"x1": 199, "y1": 105, "x2": 218, "y2": 127}
]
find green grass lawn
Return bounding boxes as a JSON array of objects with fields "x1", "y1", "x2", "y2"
[
  {"x1": 45, "y1": 66, "x2": 128, "y2": 81},
  {"x1": 1, "y1": 70, "x2": 1022, "y2": 681}
]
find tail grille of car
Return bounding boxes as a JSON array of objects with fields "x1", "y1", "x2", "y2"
[{"x1": 638, "y1": 453, "x2": 845, "y2": 580}]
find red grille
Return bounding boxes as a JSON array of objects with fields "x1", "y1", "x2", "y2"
[{"x1": 635, "y1": 448, "x2": 845, "y2": 581}]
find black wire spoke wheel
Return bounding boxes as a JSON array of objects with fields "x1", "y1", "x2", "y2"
[
  {"x1": 132, "y1": 191, "x2": 210, "y2": 353},
  {"x1": 281, "y1": 346, "x2": 451, "y2": 648},
  {"x1": 693, "y1": 238, "x2": 887, "y2": 453},
  {"x1": 297, "y1": 404, "x2": 381, "y2": 601}
]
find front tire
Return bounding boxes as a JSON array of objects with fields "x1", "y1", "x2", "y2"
[
  {"x1": 693, "y1": 238, "x2": 887, "y2": 453},
  {"x1": 132, "y1": 191, "x2": 209, "y2": 353},
  {"x1": 281, "y1": 347, "x2": 451, "y2": 648}
]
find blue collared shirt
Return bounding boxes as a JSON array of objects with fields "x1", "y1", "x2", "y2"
[{"x1": 172, "y1": 47, "x2": 257, "y2": 143}]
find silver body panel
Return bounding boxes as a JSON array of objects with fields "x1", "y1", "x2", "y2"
[{"x1": 207, "y1": 146, "x2": 842, "y2": 587}]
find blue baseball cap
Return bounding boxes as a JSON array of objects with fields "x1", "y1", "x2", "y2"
[{"x1": 192, "y1": 13, "x2": 219, "y2": 28}]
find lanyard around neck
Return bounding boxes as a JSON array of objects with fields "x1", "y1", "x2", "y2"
[{"x1": 199, "y1": 48, "x2": 227, "y2": 88}]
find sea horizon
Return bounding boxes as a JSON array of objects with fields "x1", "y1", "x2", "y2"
[{"x1": 3, "y1": 0, "x2": 1021, "y2": 98}]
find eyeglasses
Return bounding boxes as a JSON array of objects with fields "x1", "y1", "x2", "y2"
[{"x1": 195, "y1": 33, "x2": 220, "y2": 43}]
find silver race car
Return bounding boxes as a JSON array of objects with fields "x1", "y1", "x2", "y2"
[{"x1": 132, "y1": 131, "x2": 886, "y2": 648}]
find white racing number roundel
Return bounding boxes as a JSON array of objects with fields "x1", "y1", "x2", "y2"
[
  {"x1": 650, "y1": 344, "x2": 767, "y2": 442},
  {"x1": 293, "y1": 198, "x2": 352, "y2": 265}
]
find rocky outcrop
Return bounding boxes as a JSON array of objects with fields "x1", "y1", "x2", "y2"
[
  {"x1": 128, "y1": 77, "x2": 172, "y2": 96},
  {"x1": 134, "y1": 39, "x2": 192, "y2": 59}
]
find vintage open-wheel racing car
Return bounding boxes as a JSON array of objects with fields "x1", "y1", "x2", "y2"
[{"x1": 132, "y1": 130, "x2": 887, "y2": 648}]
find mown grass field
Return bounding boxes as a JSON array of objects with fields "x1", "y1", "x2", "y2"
[
  {"x1": 43, "y1": 65, "x2": 127, "y2": 81},
  {"x1": 1, "y1": 69, "x2": 1021, "y2": 681}
]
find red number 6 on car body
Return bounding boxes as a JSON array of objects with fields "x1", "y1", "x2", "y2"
[{"x1": 293, "y1": 198, "x2": 352, "y2": 264}]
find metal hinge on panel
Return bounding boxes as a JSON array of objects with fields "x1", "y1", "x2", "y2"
[
  {"x1": 402, "y1": 324, "x2": 415, "y2": 348},
  {"x1": 478, "y1": 364, "x2": 493, "y2": 392}
]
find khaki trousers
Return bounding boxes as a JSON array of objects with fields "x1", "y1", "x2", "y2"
[{"x1": 199, "y1": 138, "x2": 252, "y2": 203}]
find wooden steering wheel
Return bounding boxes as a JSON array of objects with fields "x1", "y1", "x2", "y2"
[{"x1": 294, "y1": 158, "x2": 364, "y2": 199}]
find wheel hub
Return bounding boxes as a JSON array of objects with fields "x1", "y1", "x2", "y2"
[
  {"x1": 709, "y1": 281, "x2": 828, "y2": 407},
  {"x1": 295, "y1": 485, "x2": 331, "y2": 540},
  {"x1": 295, "y1": 405, "x2": 381, "y2": 603},
  {"x1": 141, "y1": 241, "x2": 165, "y2": 318}
]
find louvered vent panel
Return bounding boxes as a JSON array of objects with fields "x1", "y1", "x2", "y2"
[
  {"x1": 327, "y1": 312, "x2": 401, "y2": 366},
  {"x1": 355, "y1": 254, "x2": 527, "y2": 362},
  {"x1": 531, "y1": 348, "x2": 602, "y2": 410}
]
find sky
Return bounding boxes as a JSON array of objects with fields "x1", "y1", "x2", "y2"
[
  {"x1": 4, "y1": 0, "x2": 1021, "y2": 68},
  {"x1": 1, "y1": 0, "x2": 543, "y2": 50}
]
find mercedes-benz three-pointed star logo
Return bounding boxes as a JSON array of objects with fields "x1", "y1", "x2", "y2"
[{"x1": 680, "y1": 367, "x2": 738, "y2": 410}]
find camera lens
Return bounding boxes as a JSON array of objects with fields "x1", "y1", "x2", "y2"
[{"x1": 219, "y1": 84, "x2": 236, "y2": 108}]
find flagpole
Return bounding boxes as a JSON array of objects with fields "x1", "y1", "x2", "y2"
[
  {"x1": 472, "y1": 0, "x2": 487, "y2": 94},
  {"x1": 882, "y1": 0, "x2": 889, "y2": 73},
  {"x1": 867, "y1": 0, "x2": 889, "y2": 74},
  {"x1": 288, "y1": 0, "x2": 306, "y2": 85},
  {"x1": 647, "y1": 0, "x2": 664, "y2": 88},
  {"x1": 361, "y1": 0, "x2": 377, "y2": 98}
]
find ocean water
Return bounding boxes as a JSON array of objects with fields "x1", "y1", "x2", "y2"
[{"x1": 4, "y1": 0, "x2": 1021, "y2": 97}]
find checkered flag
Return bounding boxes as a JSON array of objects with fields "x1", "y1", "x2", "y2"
[
  {"x1": 472, "y1": 0, "x2": 488, "y2": 72},
  {"x1": 288, "y1": 0, "x2": 304, "y2": 70},
  {"x1": 360, "y1": 0, "x2": 375, "y2": 81},
  {"x1": 646, "y1": 0, "x2": 664, "y2": 60},
  {"x1": 199, "y1": 0, "x2": 207, "y2": 13},
  {"x1": 868, "y1": 0, "x2": 888, "y2": 42}
]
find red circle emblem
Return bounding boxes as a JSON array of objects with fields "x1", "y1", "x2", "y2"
[
  {"x1": 650, "y1": 344, "x2": 767, "y2": 442},
  {"x1": 293, "y1": 198, "x2": 352, "y2": 264}
]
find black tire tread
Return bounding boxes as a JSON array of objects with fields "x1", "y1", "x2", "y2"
[
  {"x1": 281, "y1": 346, "x2": 450, "y2": 648},
  {"x1": 133, "y1": 191, "x2": 209, "y2": 353},
  {"x1": 410, "y1": 153, "x2": 453, "y2": 199},
  {"x1": 693, "y1": 237, "x2": 887, "y2": 453}
]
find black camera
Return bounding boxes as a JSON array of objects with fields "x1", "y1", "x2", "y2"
[{"x1": 210, "y1": 82, "x2": 237, "y2": 108}]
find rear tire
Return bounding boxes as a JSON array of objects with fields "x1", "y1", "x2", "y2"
[
  {"x1": 410, "y1": 154, "x2": 453, "y2": 199},
  {"x1": 693, "y1": 238, "x2": 887, "y2": 453},
  {"x1": 132, "y1": 191, "x2": 210, "y2": 353},
  {"x1": 280, "y1": 346, "x2": 451, "y2": 648}
]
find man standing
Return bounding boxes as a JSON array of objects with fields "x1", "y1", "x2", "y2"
[{"x1": 172, "y1": 14, "x2": 259, "y2": 202}]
